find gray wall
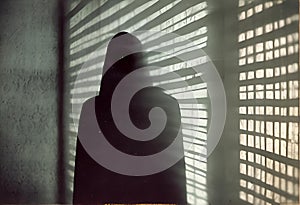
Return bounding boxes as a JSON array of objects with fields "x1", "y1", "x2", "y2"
[
  {"x1": 0, "y1": 0, "x2": 298, "y2": 204},
  {"x1": 0, "y1": 0, "x2": 59, "y2": 203}
]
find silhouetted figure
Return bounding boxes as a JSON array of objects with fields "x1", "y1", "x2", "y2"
[{"x1": 73, "y1": 32, "x2": 187, "y2": 204}]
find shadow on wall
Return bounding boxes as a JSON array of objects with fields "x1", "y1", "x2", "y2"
[{"x1": 65, "y1": 0, "x2": 210, "y2": 204}]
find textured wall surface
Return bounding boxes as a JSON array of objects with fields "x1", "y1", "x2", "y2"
[{"x1": 0, "y1": 0, "x2": 59, "y2": 203}]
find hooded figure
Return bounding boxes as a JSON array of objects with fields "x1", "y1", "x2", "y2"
[{"x1": 73, "y1": 32, "x2": 187, "y2": 204}]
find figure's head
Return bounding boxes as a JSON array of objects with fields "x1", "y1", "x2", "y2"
[{"x1": 102, "y1": 31, "x2": 144, "y2": 75}]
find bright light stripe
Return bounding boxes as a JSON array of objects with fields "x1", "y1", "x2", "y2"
[
  {"x1": 183, "y1": 136, "x2": 206, "y2": 146},
  {"x1": 70, "y1": 20, "x2": 207, "y2": 69},
  {"x1": 238, "y1": 0, "x2": 284, "y2": 17},
  {"x1": 136, "y1": 1, "x2": 207, "y2": 41},
  {"x1": 181, "y1": 109, "x2": 207, "y2": 118},
  {"x1": 182, "y1": 118, "x2": 207, "y2": 127},
  {"x1": 183, "y1": 129, "x2": 207, "y2": 139},
  {"x1": 68, "y1": 160, "x2": 75, "y2": 167},
  {"x1": 69, "y1": 113, "x2": 80, "y2": 121},
  {"x1": 239, "y1": 15, "x2": 299, "y2": 42},
  {"x1": 150, "y1": 57, "x2": 207, "y2": 76},
  {"x1": 70, "y1": 47, "x2": 105, "y2": 68},
  {"x1": 71, "y1": 85, "x2": 99, "y2": 94},
  {"x1": 239, "y1": 32, "x2": 299, "y2": 58},
  {"x1": 127, "y1": 0, "x2": 182, "y2": 32},
  {"x1": 70, "y1": 0, "x2": 205, "y2": 56},
  {"x1": 69, "y1": 0, "x2": 81, "y2": 12},
  {"x1": 70, "y1": 0, "x2": 134, "y2": 36},
  {"x1": 182, "y1": 122, "x2": 207, "y2": 131},
  {"x1": 186, "y1": 160, "x2": 207, "y2": 173},
  {"x1": 69, "y1": 149, "x2": 76, "y2": 157},
  {"x1": 70, "y1": 32, "x2": 112, "y2": 52},
  {"x1": 70, "y1": 0, "x2": 109, "y2": 29},
  {"x1": 70, "y1": 0, "x2": 157, "y2": 48},
  {"x1": 71, "y1": 61, "x2": 103, "y2": 76},
  {"x1": 183, "y1": 135, "x2": 206, "y2": 144},
  {"x1": 70, "y1": 33, "x2": 112, "y2": 55},
  {"x1": 69, "y1": 0, "x2": 178, "y2": 56},
  {"x1": 70, "y1": 75, "x2": 102, "y2": 86},
  {"x1": 179, "y1": 103, "x2": 207, "y2": 109},
  {"x1": 147, "y1": 34, "x2": 208, "y2": 63},
  {"x1": 70, "y1": 97, "x2": 88, "y2": 104},
  {"x1": 153, "y1": 74, "x2": 195, "y2": 85},
  {"x1": 166, "y1": 83, "x2": 207, "y2": 95},
  {"x1": 70, "y1": 19, "x2": 207, "y2": 67},
  {"x1": 172, "y1": 89, "x2": 208, "y2": 99},
  {"x1": 142, "y1": 30, "x2": 207, "y2": 62}
]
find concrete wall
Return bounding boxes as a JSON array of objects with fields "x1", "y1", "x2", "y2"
[{"x1": 0, "y1": 0, "x2": 59, "y2": 203}]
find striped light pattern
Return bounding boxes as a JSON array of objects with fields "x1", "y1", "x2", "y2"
[
  {"x1": 238, "y1": 0, "x2": 299, "y2": 204},
  {"x1": 65, "y1": 0, "x2": 210, "y2": 204}
]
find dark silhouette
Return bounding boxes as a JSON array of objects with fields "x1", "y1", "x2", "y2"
[{"x1": 73, "y1": 32, "x2": 187, "y2": 204}]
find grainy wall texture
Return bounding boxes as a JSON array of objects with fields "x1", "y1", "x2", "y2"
[
  {"x1": 0, "y1": 0, "x2": 299, "y2": 204},
  {"x1": 0, "y1": 0, "x2": 59, "y2": 203}
]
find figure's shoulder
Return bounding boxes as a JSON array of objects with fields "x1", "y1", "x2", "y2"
[
  {"x1": 82, "y1": 96, "x2": 96, "y2": 106},
  {"x1": 163, "y1": 90, "x2": 179, "y2": 106},
  {"x1": 169, "y1": 95, "x2": 180, "y2": 111},
  {"x1": 80, "y1": 96, "x2": 97, "y2": 112}
]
